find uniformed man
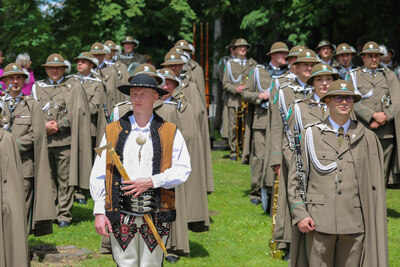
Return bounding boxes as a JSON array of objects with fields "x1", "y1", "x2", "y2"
[
  {"x1": 268, "y1": 49, "x2": 317, "y2": 254},
  {"x1": 0, "y1": 63, "x2": 56, "y2": 235},
  {"x1": 222, "y1": 38, "x2": 257, "y2": 160},
  {"x1": 315, "y1": 40, "x2": 336, "y2": 66},
  {"x1": 380, "y1": 45, "x2": 397, "y2": 71},
  {"x1": 288, "y1": 80, "x2": 388, "y2": 267},
  {"x1": 332, "y1": 43, "x2": 356, "y2": 80},
  {"x1": 116, "y1": 35, "x2": 147, "y2": 68},
  {"x1": 241, "y1": 41, "x2": 289, "y2": 205},
  {"x1": 90, "y1": 73, "x2": 191, "y2": 267},
  {"x1": 216, "y1": 39, "x2": 237, "y2": 136},
  {"x1": 0, "y1": 127, "x2": 30, "y2": 267},
  {"x1": 347, "y1": 41, "x2": 400, "y2": 187},
  {"x1": 104, "y1": 40, "x2": 130, "y2": 87},
  {"x1": 31, "y1": 53, "x2": 92, "y2": 227},
  {"x1": 161, "y1": 51, "x2": 214, "y2": 195}
]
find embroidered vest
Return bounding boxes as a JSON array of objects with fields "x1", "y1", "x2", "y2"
[{"x1": 104, "y1": 111, "x2": 177, "y2": 224}]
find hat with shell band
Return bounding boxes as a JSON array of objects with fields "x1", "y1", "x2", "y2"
[
  {"x1": 0, "y1": 63, "x2": 28, "y2": 80},
  {"x1": 359, "y1": 41, "x2": 384, "y2": 56},
  {"x1": 306, "y1": 63, "x2": 339, "y2": 85},
  {"x1": 267, "y1": 42, "x2": 289, "y2": 56},
  {"x1": 316, "y1": 40, "x2": 335, "y2": 52},
  {"x1": 121, "y1": 36, "x2": 139, "y2": 47},
  {"x1": 334, "y1": 43, "x2": 356, "y2": 56},
  {"x1": 285, "y1": 46, "x2": 306, "y2": 59},
  {"x1": 118, "y1": 73, "x2": 168, "y2": 96},
  {"x1": 41, "y1": 53, "x2": 68, "y2": 67},
  {"x1": 293, "y1": 49, "x2": 320, "y2": 64},
  {"x1": 129, "y1": 63, "x2": 163, "y2": 84},
  {"x1": 158, "y1": 68, "x2": 180, "y2": 86},
  {"x1": 233, "y1": 38, "x2": 252, "y2": 51},
  {"x1": 90, "y1": 42, "x2": 106, "y2": 55},
  {"x1": 320, "y1": 80, "x2": 362, "y2": 103},
  {"x1": 104, "y1": 40, "x2": 118, "y2": 51},
  {"x1": 74, "y1": 52, "x2": 98, "y2": 67},
  {"x1": 161, "y1": 51, "x2": 185, "y2": 66},
  {"x1": 174, "y1": 39, "x2": 191, "y2": 51}
]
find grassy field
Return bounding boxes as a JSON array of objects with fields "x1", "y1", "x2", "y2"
[{"x1": 30, "y1": 150, "x2": 400, "y2": 266}]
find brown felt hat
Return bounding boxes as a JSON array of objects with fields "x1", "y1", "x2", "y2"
[
  {"x1": 158, "y1": 68, "x2": 180, "y2": 86},
  {"x1": 74, "y1": 52, "x2": 98, "y2": 67},
  {"x1": 121, "y1": 36, "x2": 139, "y2": 47},
  {"x1": 161, "y1": 51, "x2": 185, "y2": 66},
  {"x1": 91, "y1": 42, "x2": 106, "y2": 55},
  {"x1": 316, "y1": 40, "x2": 335, "y2": 52},
  {"x1": 293, "y1": 49, "x2": 320, "y2": 64},
  {"x1": 286, "y1": 46, "x2": 306, "y2": 59},
  {"x1": 0, "y1": 63, "x2": 28, "y2": 80},
  {"x1": 334, "y1": 43, "x2": 356, "y2": 56},
  {"x1": 267, "y1": 42, "x2": 289, "y2": 56},
  {"x1": 359, "y1": 41, "x2": 384, "y2": 56},
  {"x1": 226, "y1": 38, "x2": 237, "y2": 49},
  {"x1": 320, "y1": 80, "x2": 362, "y2": 103},
  {"x1": 306, "y1": 63, "x2": 339, "y2": 85},
  {"x1": 129, "y1": 63, "x2": 163, "y2": 84},
  {"x1": 42, "y1": 53, "x2": 68, "y2": 67},
  {"x1": 233, "y1": 38, "x2": 252, "y2": 51},
  {"x1": 104, "y1": 40, "x2": 118, "y2": 51},
  {"x1": 174, "y1": 40, "x2": 191, "y2": 51}
]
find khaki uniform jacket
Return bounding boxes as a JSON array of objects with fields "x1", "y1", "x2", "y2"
[
  {"x1": 31, "y1": 77, "x2": 92, "y2": 189},
  {"x1": 273, "y1": 96, "x2": 327, "y2": 244},
  {"x1": 348, "y1": 67, "x2": 400, "y2": 178},
  {"x1": 183, "y1": 59, "x2": 206, "y2": 109},
  {"x1": 1, "y1": 96, "x2": 56, "y2": 236},
  {"x1": 289, "y1": 119, "x2": 388, "y2": 267},
  {"x1": 222, "y1": 58, "x2": 257, "y2": 108},
  {"x1": 116, "y1": 52, "x2": 147, "y2": 67},
  {"x1": 0, "y1": 129, "x2": 30, "y2": 267}
]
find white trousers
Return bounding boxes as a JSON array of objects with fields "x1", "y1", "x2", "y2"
[{"x1": 110, "y1": 216, "x2": 169, "y2": 267}]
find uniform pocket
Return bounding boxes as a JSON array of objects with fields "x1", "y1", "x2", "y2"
[{"x1": 14, "y1": 117, "x2": 31, "y2": 125}]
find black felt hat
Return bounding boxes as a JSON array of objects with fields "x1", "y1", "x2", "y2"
[{"x1": 117, "y1": 73, "x2": 168, "y2": 96}]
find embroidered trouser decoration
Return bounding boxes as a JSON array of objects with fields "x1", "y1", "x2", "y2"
[
  {"x1": 112, "y1": 214, "x2": 138, "y2": 251},
  {"x1": 139, "y1": 219, "x2": 171, "y2": 253}
]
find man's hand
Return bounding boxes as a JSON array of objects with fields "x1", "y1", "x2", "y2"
[
  {"x1": 236, "y1": 85, "x2": 245, "y2": 94},
  {"x1": 369, "y1": 120, "x2": 380, "y2": 129},
  {"x1": 272, "y1": 165, "x2": 281, "y2": 177},
  {"x1": 297, "y1": 217, "x2": 315, "y2": 233},
  {"x1": 45, "y1": 121, "x2": 59, "y2": 135},
  {"x1": 122, "y1": 177, "x2": 154, "y2": 198},
  {"x1": 258, "y1": 91, "x2": 270, "y2": 100},
  {"x1": 95, "y1": 214, "x2": 112, "y2": 236},
  {"x1": 372, "y1": 112, "x2": 387, "y2": 125}
]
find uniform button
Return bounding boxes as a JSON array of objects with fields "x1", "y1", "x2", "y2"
[
  {"x1": 114, "y1": 208, "x2": 118, "y2": 212},
  {"x1": 375, "y1": 103, "x2": 378, "y2": 105},
  {"x1": 322, "y1": 155, "x2": 326, "y2": 158},
  {"x1": 125, "y1": 130, "x2": 129, "y2": 133},
  {"x1": 339, "y1": 168, "x2": 342, "y2": 172},
  {"x1": 339, "y1": 179, "x2": 342, "y2": 183},
  {"x1": 338, "y1": 190, "x2": 342, "y2": 195},
  {"x1": 338, "y1": 156, "x2": 342, "y2": 160},
  {"x1": 372, "y1": 185, "x2": 376, "y2": 191},
  {"x1": 3, "y1": 179, "x2": 6, "y2": 183},
  {"x1": 115, "y1": 182, "x2": 119, "y2": 186}
]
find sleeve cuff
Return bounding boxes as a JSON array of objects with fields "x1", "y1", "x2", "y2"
[{"x1": 93, "y1": 200, "x2": 106, "y2": 216}]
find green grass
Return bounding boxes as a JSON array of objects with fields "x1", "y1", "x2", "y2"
[{"x1": 30, "y1": 150, "x2": 400, "y2": 266}]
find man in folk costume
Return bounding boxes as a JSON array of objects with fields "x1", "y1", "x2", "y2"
[
  {"x1": 222, "y1": 38, "x2": 257, "y2": 161},
  {"x1": 241, "y1": 42, "x2": 289, "y2": 205},
  {"x1": 90, "y1": 74, "x2": 191, "y2": 266},
  {"x1": 288, "y1": 80, "x2": 388, "y2": 267},
  {"x1": 104, "y1": 40, "x2": 130, "y2": 87},
  {"x1": 332, "y1": 43, "x2": 357, "y2": 80},
  {"x1": 116, "y1": 36, "x2": 147, "y2": 68},
  {"x1": 161, "y1": 51, "x2": 214, "y2": 195},
  {"x1": 268, "y1": 49, "x2": 317, "y2": 254},
  {"x1": 0, "y1": 63, "x2": 56, "y2": 235},
  {"x1": 31, "y1": 53, "x2": 92, "y2": 227},
  {"x1": 0, "y1": 128, "x2": 30, "y2": 266},
  {"x1": 273, "y1": 63, "x2": 339, "y2": 259},
  {"x1": 347, "y1": 41, "x2": 400, "y2": 188}
]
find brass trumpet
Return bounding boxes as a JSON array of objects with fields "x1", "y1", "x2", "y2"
[{"x1": 235, "y1": 76, "x2": 249, "y2": 159}]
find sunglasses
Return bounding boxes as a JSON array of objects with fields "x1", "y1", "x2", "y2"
[{"x1": 332, "y1": 95, "x2": 354, "y2": 103}]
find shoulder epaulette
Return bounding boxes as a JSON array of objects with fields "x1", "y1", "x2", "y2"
[
  {"x1": 105, "y1": 61, "x2": 116, "y2": 66},
  {"x1": 113, "y1": 100, "x2": 130, "y2": 108},
  {"x1": 305, "y1": 121, "x2": 321, "y2": 129}
]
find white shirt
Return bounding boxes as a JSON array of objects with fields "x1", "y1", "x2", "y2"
[
  {"x1": 90, "y1": 114, "x2": 191, "y2": 215},
  {"x1": 328, "y1": 116, "x2": 351, "y2": 135}
]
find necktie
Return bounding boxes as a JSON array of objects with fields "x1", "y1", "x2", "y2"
[
  {"x1": 8, "y1": 98, "x2": 16, "y2": 112},
  {"x1": 338, "y1": 127, "x2": 344, "y2": 147}
]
